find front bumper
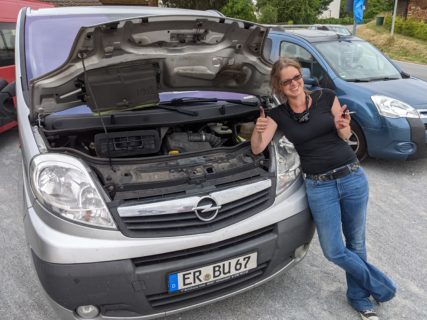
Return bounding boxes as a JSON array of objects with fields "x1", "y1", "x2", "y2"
[
  {"x1": 364, "y1": 116, "x2": 426, "y2": 160},
  {"x1": 31, "y1": 211, "x2": 314, "y2": 319}
]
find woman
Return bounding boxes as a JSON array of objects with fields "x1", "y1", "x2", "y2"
[{"x1": 251, "y1": 58, "x2": 396, "y2": 320}]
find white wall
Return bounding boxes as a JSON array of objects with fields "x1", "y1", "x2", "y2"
[{"x1": 319, "y1": 0, "x2": 341, "y2": 19}]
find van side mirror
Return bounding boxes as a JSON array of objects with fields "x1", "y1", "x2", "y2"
[
  {"x1": 0, "y1": 79, "x2": 8, "y2": 91},
  {"x1": 400, "y1": 71, "x2": 410, "y2": 79},
  {"x1": 0, "y1": 81, "x2": 16, "y2": 98},
  {"x1": 0, "y1": 80, "x2": 17, "y2": 125}
]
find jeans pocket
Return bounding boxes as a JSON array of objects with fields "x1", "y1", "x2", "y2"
[
  {"x1": 304, "y1": 178, "x2": 318, "y2": 189},
  {"x1": 353, "y1": 167, "x2": 366, "y2": 177}
]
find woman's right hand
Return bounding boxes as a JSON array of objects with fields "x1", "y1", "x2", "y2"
[
  {"x1": 255, "y1": 107, "x2": 268, "y2": 133},
  {"x1": 251, "y1": 106, "x2": 277, "y2": 155}
]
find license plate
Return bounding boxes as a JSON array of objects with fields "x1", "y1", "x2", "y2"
[{"x1": 168, "y1": 252, "x2": 258, "y2": 293}]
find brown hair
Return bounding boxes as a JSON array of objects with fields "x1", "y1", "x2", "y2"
[{"x1": 270, "y1": 57, "x2": 307, "y2": 103}]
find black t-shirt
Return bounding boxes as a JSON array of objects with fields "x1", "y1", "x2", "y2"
[{"x1": 269, "y1": 89, "x2": 356, "y2": 174}]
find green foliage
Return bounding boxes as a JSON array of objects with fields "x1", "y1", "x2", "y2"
[
  {"x1": 220, "y1": 0, "x2": 257, "y2": 22},
  {"x1": 319, "y1": 0, "x2": 334, "y2": 13},
  {"x1": 316, "y1": 17, "x2": 369, "y2": 24},
  {"x1": 339, "y1": 0, "x2": 348, "y2": 18},
  {"x1": 256, "y1": 0, "x2": 333, "y2": 24},
  {"x1": 384, "y1": 15, "x2": 427, "y2": 41},
  {"x1": 161, "y1": 0, "x2": 228, "y2": 10},
  {"x1": 364, "y1": 0, "x2": 394, "y2": 19},
  {"x1": 258, "y1": 4, "x2": 278, "y2": 24}
]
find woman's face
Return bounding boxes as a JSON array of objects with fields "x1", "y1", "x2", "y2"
[{"x1": 279, "y1": 66, "x2": 304, "y2": 98}]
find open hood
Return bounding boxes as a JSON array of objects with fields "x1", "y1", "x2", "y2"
[{"x1": 30, "y1": 14, "x2": 271, "y2": 115}]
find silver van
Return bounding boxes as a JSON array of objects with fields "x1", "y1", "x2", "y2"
[{"x1": 16, "y1": 6, "x2": 314, "y2": 319}]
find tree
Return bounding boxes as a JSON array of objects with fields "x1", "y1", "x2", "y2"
[
  {"x1": 161, "y1": 0, "x2": 228, "y2": 10},
  {"x1": 256, "y1": 0, "x2": 333, "y2": 24},
  {"x1": 364, "y1": 0, "x2": 394, "y2": 19},
  {"x1": 220, "y1": 0, "x2": 257, "y2": 22},
  {"x1": 319, "y1": 0, "x2": 334, "y2": 13},
  {"x1": 258, "y1": 4, "x2": 278, "y2": 24}
]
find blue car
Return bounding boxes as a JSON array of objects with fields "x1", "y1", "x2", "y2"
[{"x1": 265, "y1": 29, "x2": 427, "y2": 160}]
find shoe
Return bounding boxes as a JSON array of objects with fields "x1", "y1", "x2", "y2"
[{"x1": 359, "y1": 310, "x2": 379, "y2": 320}]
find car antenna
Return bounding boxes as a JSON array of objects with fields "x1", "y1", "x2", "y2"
[{"x1": 79, "y1": 52, "x2": 116, "y2": 172}]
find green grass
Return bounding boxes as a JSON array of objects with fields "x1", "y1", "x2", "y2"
[{"x1": 356, "y1": 21, "x2": 427, "y2": 65}]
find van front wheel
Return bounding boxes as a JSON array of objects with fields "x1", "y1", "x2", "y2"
[{"x1": 349, "y1": 121, "x2": 367, "y2": 161}]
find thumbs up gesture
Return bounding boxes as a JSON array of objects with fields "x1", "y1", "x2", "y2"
[{"x1": 255, "y1": 107, "x2": 268, "y2": 134}]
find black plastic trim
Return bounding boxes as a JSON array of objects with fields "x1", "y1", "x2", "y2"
[
  {"x1": 18, "y1": 8, "x2": 31, "y2": 109},
  {"x1": 407, "y1": 117, "x2": 427, "y2": 160}
]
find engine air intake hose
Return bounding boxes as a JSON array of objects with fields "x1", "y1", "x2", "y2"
[{"x1": 188, "y1": 133, "x2": 222, "y2": 147}]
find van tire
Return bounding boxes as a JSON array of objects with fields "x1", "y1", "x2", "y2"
[{"x1": 349, "y1": 121, "x2": 367, "y2": 161}]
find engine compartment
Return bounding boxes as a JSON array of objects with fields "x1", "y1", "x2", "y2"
[
  {"x1": 43, "y1": 121, "x2": 256, "y2": 158},
  {"x1": 39, "y1": 105, "x2": 271, "y2": 201}
]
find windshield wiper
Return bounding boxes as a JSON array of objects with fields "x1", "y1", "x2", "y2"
[
  {"x1": 161, "y1": 97, "x2": 259, "y2": 107},
  {"x1": 346, "y1": 78, "x2": 372, "y2": 82},
  {"x1": 155, "y1": 104, "x2": 199, "y2": 116},
  {"x1": 369, "y1": 77, "x2": 400, "y2": 81}
]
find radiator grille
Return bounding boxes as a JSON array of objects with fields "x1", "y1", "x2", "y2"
[
  {"x1": 132, "y1": 225, "x2": 275, "y2": 267},
  {"x1": 120, "y1": 187, "x2": 272, "y2": 237}
]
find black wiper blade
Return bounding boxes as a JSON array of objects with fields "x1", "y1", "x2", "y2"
[
  {"x1": 155, "y1": 104, "x2": 198, "y2": 116},
  {"x1": 370, "y1": 77, "x2": 400, "y2": 81},
  {"x1": 346, "y1": 78, "x2": 372, "y2": 82},
  {"x1": 162, "y1": 97, "x2": 259, "y2": 107}
]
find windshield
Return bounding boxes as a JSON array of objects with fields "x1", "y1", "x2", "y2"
[{"x1": 314, "y1": 40, "x2": 401, "y2": 81}]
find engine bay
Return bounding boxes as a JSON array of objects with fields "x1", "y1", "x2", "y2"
[
  {"x1": 43, "y1": 120, "x2": 256, "y2": 158},
  {"x1": 38, "y1": 104, "x2": 271, "y2": 201}
]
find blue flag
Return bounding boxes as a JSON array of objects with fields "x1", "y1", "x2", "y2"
[{"x1": 354, "y1": 0, "x2": 364, "y2": 24}]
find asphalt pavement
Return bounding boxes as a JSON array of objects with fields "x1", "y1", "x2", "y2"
[
  {"x1": 395, "y1": 60, "x2": 427, "y2": 81},
  {"x1": 1, "y1": 127, "x2": 426, "y2": 320}
]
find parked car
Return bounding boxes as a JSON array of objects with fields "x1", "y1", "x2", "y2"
[
  {"x1": 0, "y1": 0, "x2": 53, "y2": 133},
  {"x1": 16, "y1": 6, "x2": 314, "y2": 320},
  {"x1": 264, "y1": 28, "x2": 427, "y2": 160},
  {"x1": 308, "y1": 24, "x2": 352, "y2": 36}
]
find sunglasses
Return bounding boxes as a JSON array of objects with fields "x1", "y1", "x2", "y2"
[{"x1": 280, "y1": 74, "x2": 303, "y2": 87}]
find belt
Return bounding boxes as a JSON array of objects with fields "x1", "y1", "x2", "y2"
[{"x1": 304, "y1": 161, "x2": 360, "y2": 181}]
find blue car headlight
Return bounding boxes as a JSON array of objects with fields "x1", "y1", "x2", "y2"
[{"x1": 371, "y1": 95, "x2": 420, "y2": 119}]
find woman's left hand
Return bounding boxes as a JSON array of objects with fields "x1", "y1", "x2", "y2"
[{"x1": 335, "y1": 105, "x2": 351, "y2": 130}]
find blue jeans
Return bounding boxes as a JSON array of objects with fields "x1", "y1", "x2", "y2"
[{"x1": 304, "y1": 167, "x2": 396, "y2": 312}]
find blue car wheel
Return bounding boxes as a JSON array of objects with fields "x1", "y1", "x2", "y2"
[{"x1": 350, "y1": 121, "x2": 367, "y2": 161}]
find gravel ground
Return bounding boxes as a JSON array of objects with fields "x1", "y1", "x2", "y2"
[{"x1": 1, "y1": 127, "x2": 426, "y2": 320}]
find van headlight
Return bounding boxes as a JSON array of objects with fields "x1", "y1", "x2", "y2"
[
  {"x1": 274, "y1": 136, "x2": 301, "y2": 195},
  {"x1": 371, "y1": 95, "x2": 419, "y2": 118},
  {"x1": 30, "y1": 154, "x2": 116, "y2": 229}
]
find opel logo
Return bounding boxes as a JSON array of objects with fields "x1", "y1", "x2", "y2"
[{"x1": 193, "y1": 196, "x2": 221, "y2": 222}]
